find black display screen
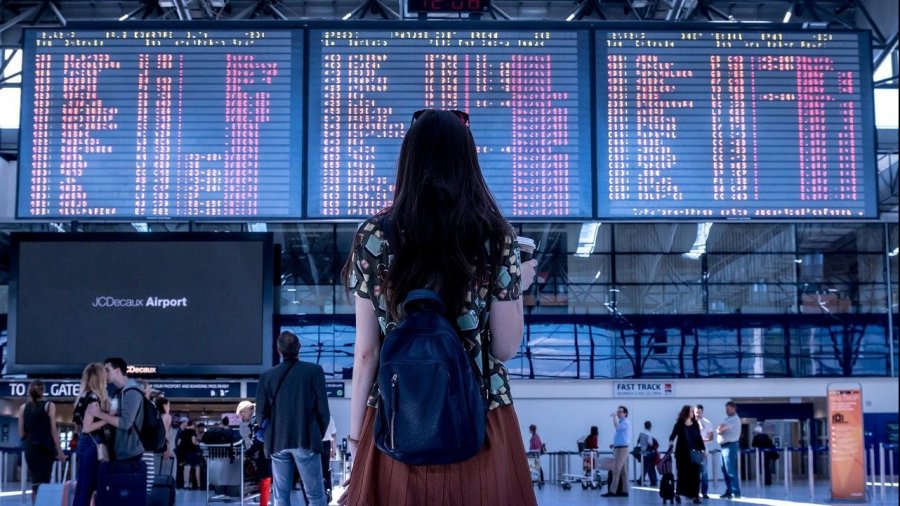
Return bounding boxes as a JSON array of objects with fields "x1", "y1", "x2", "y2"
[
  {"x1": 8, "y1": 233, "x2": 274, "y2": 376},
  {"x1": 597, "y1": 29, "x2": 877, "y2": 219},
  {"x1": 307, "y1": 27, "x2": 594, "y2": 219},
  {"x1": 17, "y1": 28, "x2": 302, "y2": 220}
]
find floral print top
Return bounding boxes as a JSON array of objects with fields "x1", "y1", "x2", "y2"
[{"x1": 347, "y1": 216, "x2": 522, "y2": 411}]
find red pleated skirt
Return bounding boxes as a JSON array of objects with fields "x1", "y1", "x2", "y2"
[{"x1": 345, "y1": 405, "x2": 538, "y2": 506}]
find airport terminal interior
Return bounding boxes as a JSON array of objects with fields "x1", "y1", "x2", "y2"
[{"x1": 0, "y1": 0, "x2": 898, "y2": 505}]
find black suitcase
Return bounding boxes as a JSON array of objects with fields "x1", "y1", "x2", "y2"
[
  {"x1": 148, "y1": 474, "x2": 175, "y2": 506},
  {"x1": 96, "y1": 459, "x2": 148, "y2": 506},
  {"x1": 659, "y1": 472, "x2": 676, "y2": 503}
]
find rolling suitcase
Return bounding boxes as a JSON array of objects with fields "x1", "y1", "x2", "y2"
[
  {"x1": 659, "y1": 472, "x2": 677, "y2": 504},
  {"x1": 35, "y1": 461, "x2": 75, "y2": 506},
  {"x1": 148, "y1": 457, "x2": 176, "y2": 506},
  {"x1": 96, "y1": 459, "x2": 148, "y2": 506}
]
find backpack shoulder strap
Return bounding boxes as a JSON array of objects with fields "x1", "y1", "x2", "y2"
[
  {"x1": 270, "y1": 360, "x2": 298, "y2": 404},
  {"x1": 122, "y1": 386, "x2": 145, "y2": 431}
]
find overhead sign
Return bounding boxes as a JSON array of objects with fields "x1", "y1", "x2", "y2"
[
  {"x1": 827, "y1": 383, "x2": 867, "y2": 501},
  {"x1": 0, "y1": 380, "x2": 242, "y2": 399},
  {"x1": 150, "y1": 382, "x2": 242, "y2": 399},
  {"x1": 0, "y1": 380, "x2": 81, "y2": 398},
  {"x1": 614, "y1": 381, "x2": 674, "y2": 398},
  {"x1": 246, "y1": 381, "x2": 345, "y2": 399}
]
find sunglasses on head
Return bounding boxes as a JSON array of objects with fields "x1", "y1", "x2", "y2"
[{"x1": 411, "y1": 109, "x2": 470, "y2": 126}]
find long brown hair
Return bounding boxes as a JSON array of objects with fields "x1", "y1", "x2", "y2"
[
  {"x1": 343, "y1": 110, "x2": 512, "y2": 319},
  {"x1": 78, "y1": 362, "x2": 110, "y2": 412},
  {"x1": 27, "y1": 380, "x2": 44, "y2": 403},
  {"x1": 677, "y1": 404, "x2": 694, "y2": 424}
]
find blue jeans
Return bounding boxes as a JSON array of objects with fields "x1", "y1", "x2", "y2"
[
  {"x1": 720, "y1": 442, "x2": 741, "y2": 496},
  {"x1": 699, "y1": 454, "x2": 708, "y2": 495},
  {"x1": 74, "y1": 434, "x2": 99, "y2": 506},
  {"x1": 271, "y1": 448, "x2": 326, "y2": 506}
]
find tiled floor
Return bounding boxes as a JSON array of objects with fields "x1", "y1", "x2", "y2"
[{"x1": 2, "y1": 480, "x2": 895, "y2": 505}]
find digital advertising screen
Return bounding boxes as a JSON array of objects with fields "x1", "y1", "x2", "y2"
[
  {"x1": 597, "y1": 28, "x2": 877, "y2": 219},
  {"x1": 307, "y1": 26, "x2": 594, "y2": 219},
  {"x1": 17, "y1": 27, "x2": 303, "y2": 220},
  {"x1": 8, "y1": 233, "x2": 274, "y2": 376}
]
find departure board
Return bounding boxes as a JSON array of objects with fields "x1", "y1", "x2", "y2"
[
  {"x1": 307, "y1": 28, "x2": 593, "y2": 218},
  {"x1": 18, "y1": 28, "x2": 302, "y2": 220},
  {"x1": 598, "y1": 29, "x2": 876, "y2": 219}
]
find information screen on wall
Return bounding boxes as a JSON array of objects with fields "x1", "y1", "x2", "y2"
[
  {"x1": 18, "y1": 28, "x2": 303, "y2": 220},
  {"x1": 307, "y1": 27, "x2": 593, "y2": 219},
  {"x1": 597, "y1": 29, "x2": 876, "y2": 219},
  {"x1": 8, "y1": 233, "x2": 274, "y2": 376}
]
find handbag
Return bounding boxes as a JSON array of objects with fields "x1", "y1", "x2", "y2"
[
  {"x1": 690, "y1": 449, "x2": 705, "y2": 465},
  {"x1": 93, "y1": 435, "x2": 110, "y2": 462}
]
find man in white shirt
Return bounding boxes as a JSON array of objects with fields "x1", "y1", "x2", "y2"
[
  {"x1": 694, "y1": 404, "x2": 716, "y2": 499},
  {"x1": 716, "y1": 401, "x2": 742, "y2": 499}
]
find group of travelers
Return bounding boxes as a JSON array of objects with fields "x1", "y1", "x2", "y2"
[{"x1": 552, "y1": 401, "x2": 745, "y2": 503}]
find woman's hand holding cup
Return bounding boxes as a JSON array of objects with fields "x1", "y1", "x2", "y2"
[{"x1": 517, "y1": 236, "x2": 538, "y2": 291}]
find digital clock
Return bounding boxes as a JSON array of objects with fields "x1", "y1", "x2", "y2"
[{"x1": 407, "y1": 0, "x2": 491, "y2": 13}]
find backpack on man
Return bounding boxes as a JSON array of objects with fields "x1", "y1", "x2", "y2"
[{"x1": 124, "y1": 387, "x2": 167, "y2": 453}]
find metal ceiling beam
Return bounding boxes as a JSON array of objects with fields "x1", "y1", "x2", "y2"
[
  {"x1": 342, "y1": 0, "x2": 398, "y2": 20},
  {"x1": 0, "y1": 4, "x2": 42, "y2": 37},
  {"x1": 873, "y1": 30, "x2": 898, "y2": 71},
  {"x1": 171, "y1": 0, "x2": 193, "y2": 20}
]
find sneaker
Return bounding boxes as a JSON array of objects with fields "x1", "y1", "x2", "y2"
[
  {"x1": 702, "y1": 494, "x2": 710, "y2": 499},
  {"x1": 720, "y1": 493, "x2": 733, "y2": 499},
  {"x1": 601, "y1": 492, "x2": 618, "y2": 497},
  {"x1": 733, "y1": 494, "x2": 741, "y2": 499}
]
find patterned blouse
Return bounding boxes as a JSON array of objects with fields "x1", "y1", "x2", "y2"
[{"x1": 347, "y1": 216, "x2": 522, "y2": 411}]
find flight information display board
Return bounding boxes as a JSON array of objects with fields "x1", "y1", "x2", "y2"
[
  {"x1": 307, "y1": 28, "x2": 593, "y2": 218},
  {"x1": 597, "y1": 29, "x2": 876, "y2": 219},
  {"x1": 17, "y1": 28, "x2": 302, "y2": 220}
]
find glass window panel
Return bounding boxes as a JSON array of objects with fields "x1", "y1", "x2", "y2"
[
  {"x1": 280, "y1": 286, "x2": 338, "y2": 315},
  {"x1": 707, "y1": 224, "x2": 794, "y2": 253},
  {"x1": 615, "y1": 254, "x2": 702, "y2": 284},
  {"x1": 858, "y1": 285, "x2": 889, "y2": 313},
  {"x1": 278, "y1": 224, "x2": 337, "y2": 285},
  {"x1": 708, "y1": 284, "x2": 797, "y2": 314},
  {"x1": 613, "y1": 224, "x2": 698, "y2": 253},
  {"x1": 792, "y1": 324, "x2": 890, "y2": 376},
  {"x1": 616, "y1": 285, "x2": 704, "y2": 314},
  {"x1": 520, "y1": 223, "x2": 611, "y2": 255},
  {"x1": 565, "y1": 283, "x2": 614, "y2": 315},
  {"x1": 797, "y1": 223, "x2": 885, "y2": 253},
  {"x1": 708, "y1": 254, "x2": 796, "y2": 283},
  {"x1": 567, "y1": 255, "x2": 611, "y2": 284},
  {"x1": 279, "y1": 322, "x2": 355, "y2": 379}
]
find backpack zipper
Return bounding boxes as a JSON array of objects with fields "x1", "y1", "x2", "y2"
[{"x1": 389, "y1": 373, "x2": 398, "y2": 451}]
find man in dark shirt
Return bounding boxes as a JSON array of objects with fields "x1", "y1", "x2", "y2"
[{"x1": 256, "y1": 331, "x2": 330, "y2": 506}]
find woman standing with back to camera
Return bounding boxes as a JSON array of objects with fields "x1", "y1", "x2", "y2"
[{"x1": 340, "y1": 109, "x2": 538, "y2": 505}]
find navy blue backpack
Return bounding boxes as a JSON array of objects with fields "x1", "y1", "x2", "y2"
[{"x1": 374, "y1": 289, "x2": 490, "y2": 466}]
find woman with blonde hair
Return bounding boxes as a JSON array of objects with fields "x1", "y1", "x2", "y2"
[
  {"x1": 17, "y1": 380, "x2": 66, "y2": 503},
  {"x1": 72, "y1": 363, "x2": 110, "y2": 506}
]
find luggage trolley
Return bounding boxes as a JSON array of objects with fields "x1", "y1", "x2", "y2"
[
  {"x1": 526, "y1": 451, "x2": 544, "y2": 489},
  {"x1": 562, "y1": 449, "x2": 609, "y2": 490},
  {"x1": 201, "y1": 442, "x2": 247, "y2": 504}
]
